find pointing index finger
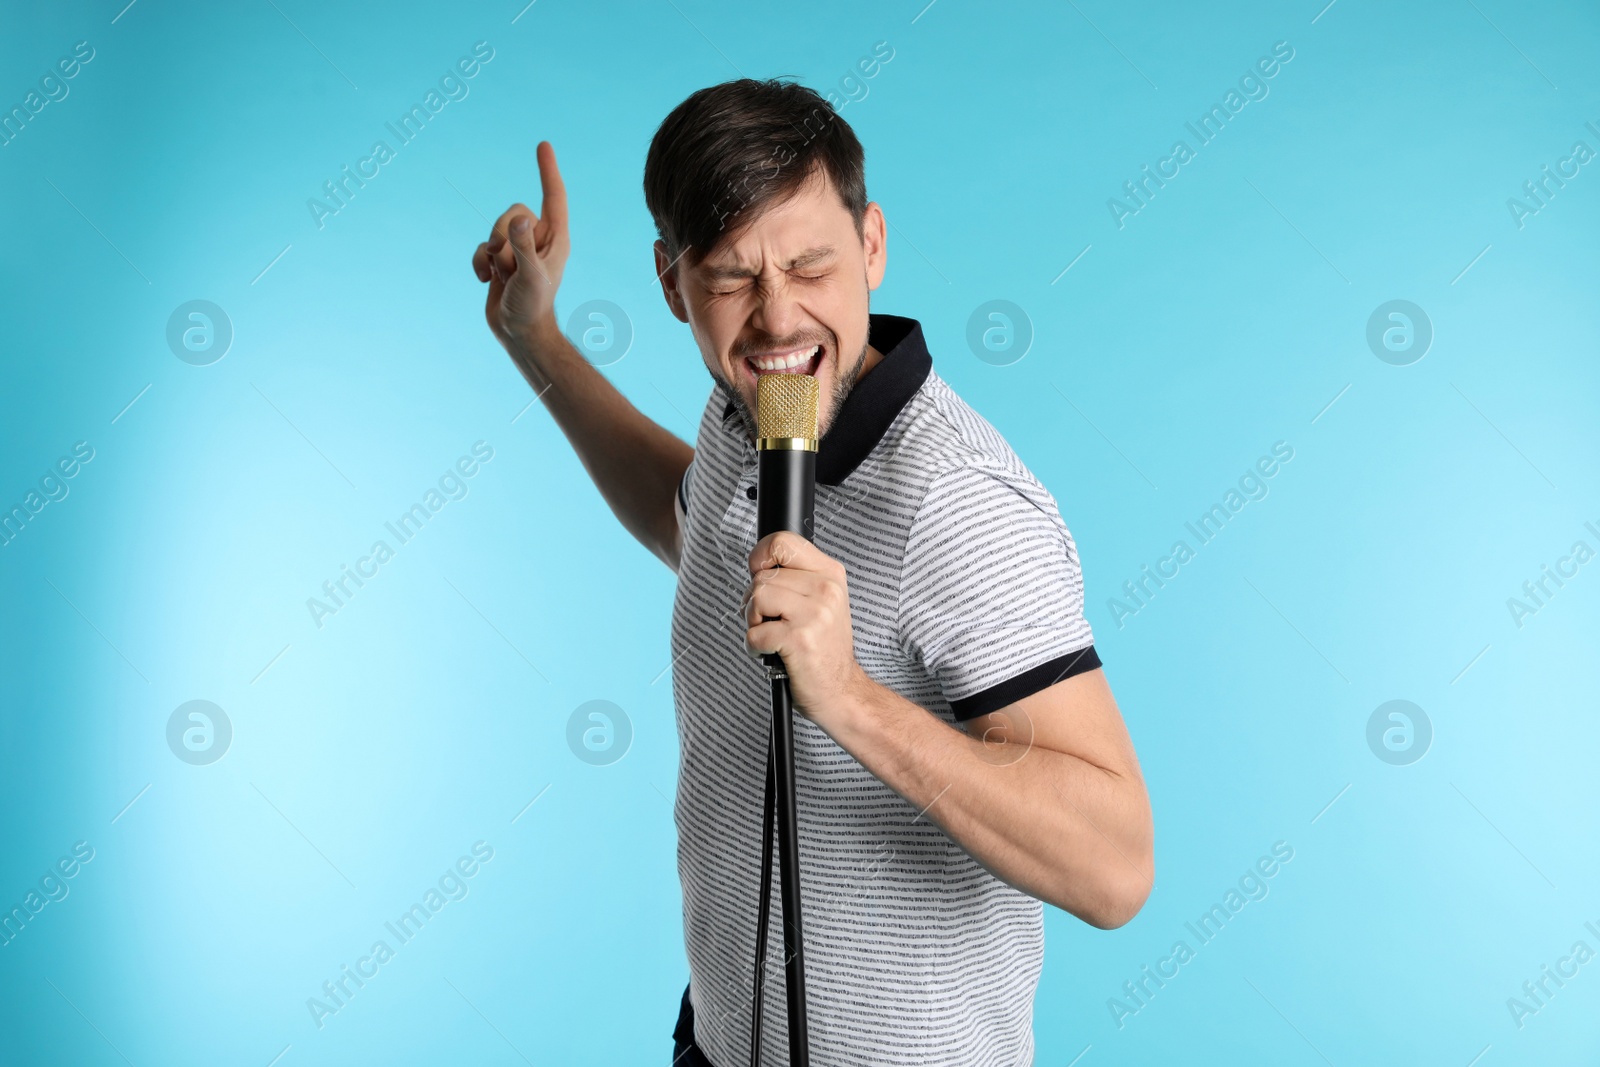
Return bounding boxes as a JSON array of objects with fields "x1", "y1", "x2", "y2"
[{"x1": 537, "y1": 141, "x2": 567, "y2": 232}]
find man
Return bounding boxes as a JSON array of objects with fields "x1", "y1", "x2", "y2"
[{"x1": 471, "y1": 79, "x2": 1153, "y2": 1066}]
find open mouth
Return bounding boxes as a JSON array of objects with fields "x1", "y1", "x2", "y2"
[{"x1": 742, "y1": 343, "x2": 823, "y2": 384}]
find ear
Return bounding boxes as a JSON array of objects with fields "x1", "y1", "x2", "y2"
[
  {"x1": 654, "y1": 239, "x2": 690, "y2": 323},
  {"x1": 862, "y1": 202, "x2": 887, "y2": 291}
]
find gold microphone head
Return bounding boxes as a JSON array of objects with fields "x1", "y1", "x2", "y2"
[{"x1": 755, "y1": 374, "x2": 819, "y2": 451}]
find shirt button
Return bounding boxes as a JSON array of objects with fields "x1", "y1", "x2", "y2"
[{"x1": 745, "y1": 485, "x2": 757, "y2": 500}]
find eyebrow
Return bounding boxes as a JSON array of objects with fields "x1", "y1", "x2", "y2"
[{"x1": 702, "y1": 245, "x2": 836, "y2": 279}]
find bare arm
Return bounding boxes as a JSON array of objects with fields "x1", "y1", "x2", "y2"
[
  {"x1": 837, "y1": 668, "x2": 1154, "y2": 927},
  {"x1": 504, "y1": 320, "x2": 692, "y2": 570},
  {"x1": 472, "y1": 142, "x2": 692, "y2": 570},
  {"x1": 743, "y1": 532, "x2": 1155, "y2": 928}
]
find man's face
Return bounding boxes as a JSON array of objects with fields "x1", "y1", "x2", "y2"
[{"x1": 656, "y1": 169, "x2": 887, "y2": 439}]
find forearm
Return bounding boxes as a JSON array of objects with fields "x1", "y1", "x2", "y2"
[
  {"x1": 507, "y1": 320, "x2": 693, "y2": 568},
  {"x1": 823, "y1": 673, "x2": 1153, "y2": 927}
]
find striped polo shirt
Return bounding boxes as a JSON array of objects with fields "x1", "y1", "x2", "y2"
[{"x1": 670, "y1": 313, "x2": 1100, "y2": 1066}]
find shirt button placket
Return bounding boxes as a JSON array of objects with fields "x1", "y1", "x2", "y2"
[{"x1": 718, "y1": 452, "x2": 760, "y2": 581}]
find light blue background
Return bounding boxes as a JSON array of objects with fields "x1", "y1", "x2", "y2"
[{"x1": 2, "y1": 0, "x2": 1597, "y2": 1063}]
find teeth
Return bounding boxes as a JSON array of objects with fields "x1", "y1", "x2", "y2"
[{"x1": 748, "y1": 345, "x2": 820, "y2": 372}]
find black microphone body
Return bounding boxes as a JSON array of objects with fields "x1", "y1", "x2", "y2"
[{"x1": 757, "y1": 449, "x2": 816, "y2": 545}]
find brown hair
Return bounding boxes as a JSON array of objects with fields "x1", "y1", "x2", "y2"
[{"x1": 643, "y1": 78, "x2": 867, "y2": 266}]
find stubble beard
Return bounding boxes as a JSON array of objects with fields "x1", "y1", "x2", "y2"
[{"x1": 714, "y1": 325, "x2": 869, "y2": 444}]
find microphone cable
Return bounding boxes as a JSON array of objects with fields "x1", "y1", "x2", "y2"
[{"x1": 747, "y1": 735, "x2": 776, "y2": 1066}]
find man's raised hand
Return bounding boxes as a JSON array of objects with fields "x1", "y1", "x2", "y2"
[{"x1": 472, "y1": 140, "x2": 570, "y2": 350}]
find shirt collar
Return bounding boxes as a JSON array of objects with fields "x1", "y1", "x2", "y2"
[{"x1": 721, "y1": 314, "x2": 932, "y2": 486}]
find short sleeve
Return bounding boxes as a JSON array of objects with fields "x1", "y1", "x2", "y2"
[
  {"x1": 676, "y1": 458, "x2": 694, "y2": 522},
  {"x1": 896, "y1": 464, "x2": 1100, "y2": 721}
]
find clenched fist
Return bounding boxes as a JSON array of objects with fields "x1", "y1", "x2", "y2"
[
  {"x1": 743, "y1": 531, "x2": 868, "y2": 731},
  {"x1": 471, "y1": 140, "x2": 570, "y2": 349}
]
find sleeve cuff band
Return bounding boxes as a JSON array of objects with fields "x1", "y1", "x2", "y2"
[{"x1": 947, "y1": 644, "x2": 1103, "y2": 721}]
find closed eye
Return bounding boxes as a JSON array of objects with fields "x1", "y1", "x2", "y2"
[{"x1": 705, "y1": 267, "x2": 828, "y2": 295}]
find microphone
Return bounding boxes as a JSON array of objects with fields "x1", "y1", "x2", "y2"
[
  {"x1": 755, "y1": 372, "x2": 819, "y2": 542},
  {"x1": 749, "y1": 372, "x2": 817, "y2": 1067}
]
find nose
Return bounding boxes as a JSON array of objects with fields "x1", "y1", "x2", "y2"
[{"x1": 749, "y1": 272, "x2": 801, "y2": 341}]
